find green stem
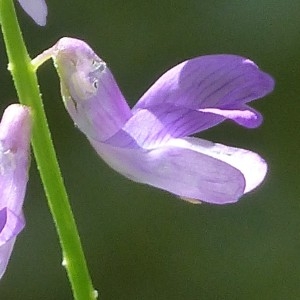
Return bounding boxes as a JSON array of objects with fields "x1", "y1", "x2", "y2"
[{"x1": 0, "y1": 1, "x2": 97, "y2": 299}]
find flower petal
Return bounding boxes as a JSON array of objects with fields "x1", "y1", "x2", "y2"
[
  {"x1": 0, "y1": 238, "x2": 16, "y2": 279},
  {"x1": 17, "y1": 0, "x2": 48, "y2": 26},
  {"x1": 104, "y1": 108, "x2": 172, "y2": 148},
  {"x1": 134, "y1": 55, "x2": 274, "y2": 133},
  {"x1": 198, "y1": 105, "x2": 263, "y2": 128},
  {"x1": 0, "y1": 104, "x2": 31, "y2": 280},
  {"x1": 180, "y1": 137, "x2": 267, "y2": 194},
  {"x1": 104, "y1": 104, "x2": 262, "y2": 149},
  {"x1": 53, "y1": 38, "x2": 132, "y2": 141},
  {"x1": 0, "y1": 208, "x2": 25, "y2": 245},
  {"x1": 132, "y1": 105, "x2": 225, "y2": 139},
  {"x1": 89, "y1": 137, "x2": 248, "y2": 204},
  {"x1": 101, "y1": 112, "x2": 267, "y2": 196},
  {"x1": 0, "y1": 104, "x2": 32, "y2": 213}
]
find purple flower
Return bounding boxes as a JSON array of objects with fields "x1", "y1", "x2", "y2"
[
  {"x1": 17, "y1": 0, "x2": 47, "y2": 26},
  {"x1": 53, "y1": 37, "x2": 274, "y2": 204},
  {"x1": 0, "y1": 104, "x2": 31, "y2": 279}
]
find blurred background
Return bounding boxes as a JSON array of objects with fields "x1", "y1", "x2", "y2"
[{"x1": 1, "y1": 0, "x2": 300, "y2": 299}]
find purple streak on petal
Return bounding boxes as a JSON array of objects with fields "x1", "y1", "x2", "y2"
[
  {"x1": 89, "y1": 137, "x2": 246, "y2": 204},
  {"x1": 53, "y1": 38, "x2": 132, "y2": 141},
  {"x1": 134, "y1": 55, "x2": 274, "y2": 132},
  {"x1": 17, "y1": 0, "x2": 47, "y2": 26}
]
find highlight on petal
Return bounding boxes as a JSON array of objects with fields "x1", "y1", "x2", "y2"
[
  {"x1": 198, "y1": 106, "x2": 263, "y2": 128},
  {"x1": 17, "y1": 0, "x2": 48, "y2": 26},
  {"x1": 134, "y1": 54, "x2": 274, "y2": 135},
  {"x1": 0, "y1": 104, "x2": 31, "y2": 279}
]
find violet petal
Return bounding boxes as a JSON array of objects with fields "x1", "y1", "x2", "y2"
[
  {"x1": 181, "y1": 137, "x2": 267, "y2": 194},
  {"x1": 0, "y1": 104, "x2": 31, "y2": 279},
  {"x1": 53, "y1": 38, "x2": 132, "y2": 141},
  {"x1": 104, "y1": 105, "x2": 261, "y2": 148},
  {"x1": 0, "y1": 105, "x2": 31, "y2": 213},
  {"x1": 134, "y1": 54, "x2": 274, "y2": 133},
  {"x1": 131, "y1": 105, "x2": 225, "y2": 139},
  {"x1": 0, "y1": 208, "x2": 25, "y2": 245},
  {"x1": 0, "y1": 239, "x2": 16, "y2": 279},
  {"x1": 17, "y1": 0, "x2": 47, "y2": 26},
  {"x1": 104, "y1": 108, "x2": 173, "y2": 148},
  {"x1": 104, "y1": 110, "x2": 267, "y2": 194},
  {"x1": 89, "y1": 137, "x2": 250, "y2": 204}
]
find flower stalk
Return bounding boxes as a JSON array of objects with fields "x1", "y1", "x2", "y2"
[{"x1": 0, "y1": 0, "x2": 96, "y2": 299}]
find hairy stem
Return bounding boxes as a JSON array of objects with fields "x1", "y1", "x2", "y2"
[{"x1": 0, "y1": 1, "x2": 97, "y2": 299}]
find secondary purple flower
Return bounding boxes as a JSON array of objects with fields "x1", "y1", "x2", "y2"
[
  {"x1": 0, "y1": 104, "x2": 31, "y2": 279},
  {"x1": 52, "y1": 37, "x2": 274, "y2": 204},
  {"x1": 17, "y1": 0, "x2": 47, "y2": 26}
]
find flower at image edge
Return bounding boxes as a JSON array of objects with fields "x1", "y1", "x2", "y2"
[
  {"x1": 0, "y1": 104, "x2": 31, "y2": 279},
  {"x1": 17, "y1": 0, "x2": 47, "y2": 26}
]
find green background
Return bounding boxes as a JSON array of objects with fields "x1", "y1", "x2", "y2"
[{"x1": 1, "y1": 0, "x2": 300, "y2": 299}]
